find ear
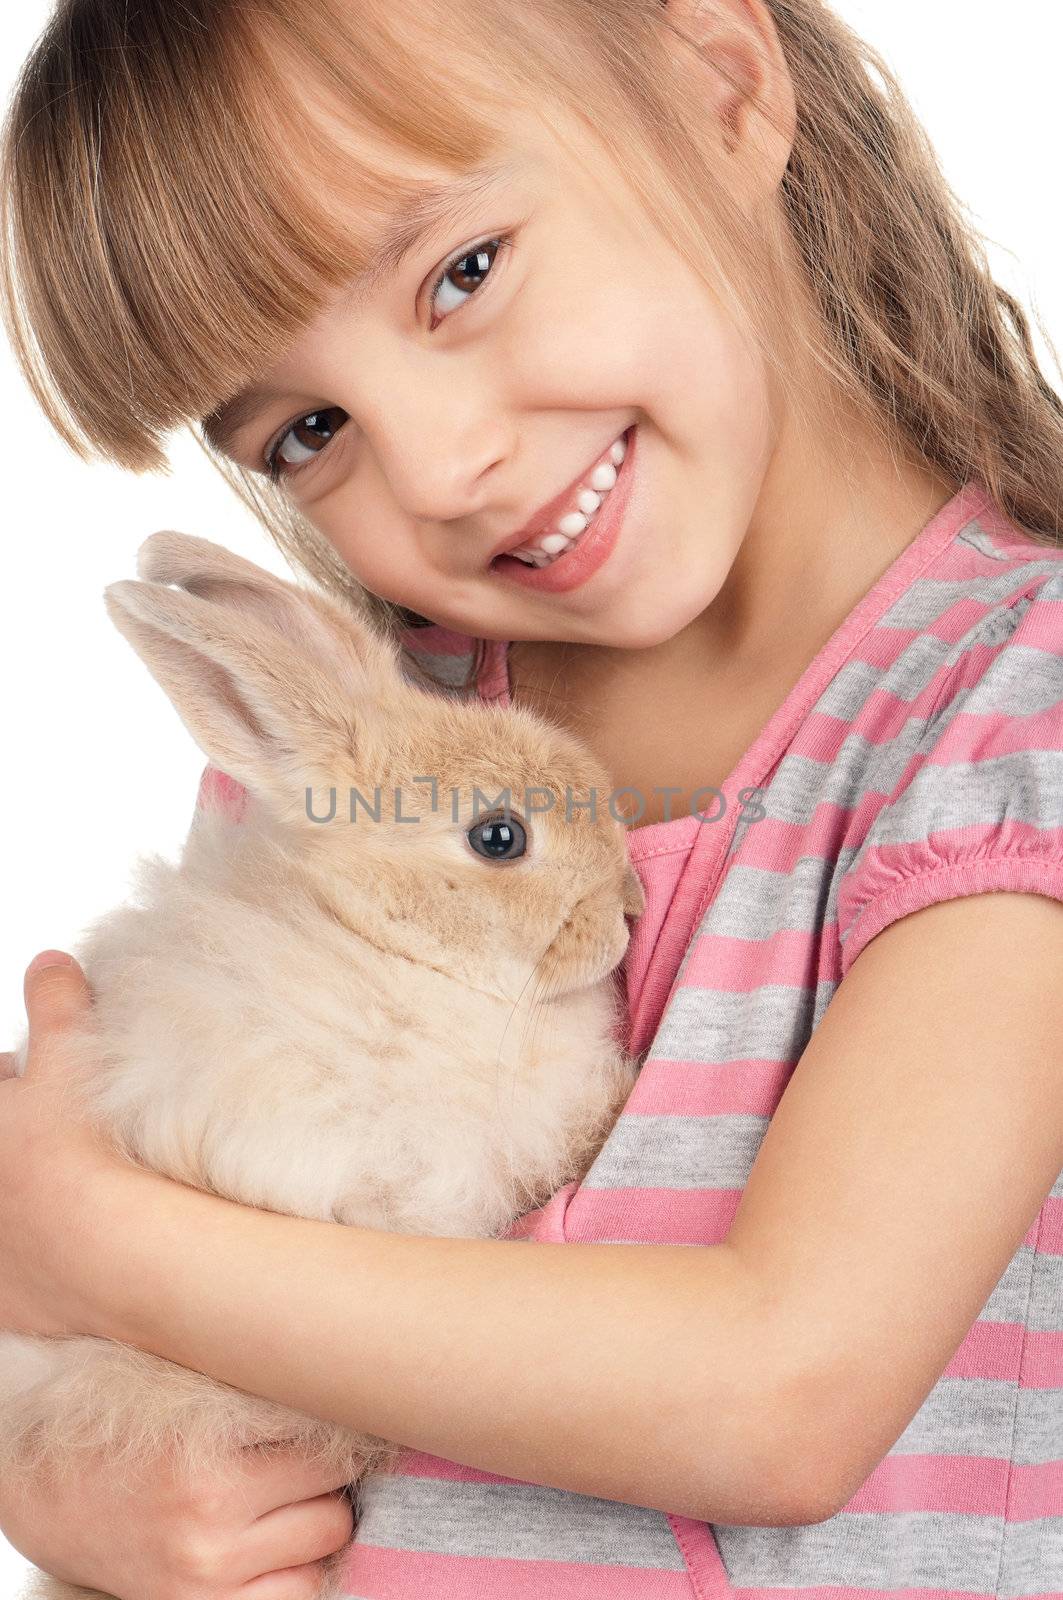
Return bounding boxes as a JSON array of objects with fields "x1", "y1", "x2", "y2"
[
  {"x1": 135, "y1": 529, "x2": 400, "y2": 692},
  {"x1": 661, "y1": 0, "x2": 795, "y2": 194},
  {"x1": 104, "y1": 535, "x2": 401, "y2": 817}
]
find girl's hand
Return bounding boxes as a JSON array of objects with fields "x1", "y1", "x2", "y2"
[
  {"x1": 0, "y1": 1434, "x2": 355, "y2": 1600},
  {"x1": 0, "y1": 951, "x2": 140, "y2": 1338}
]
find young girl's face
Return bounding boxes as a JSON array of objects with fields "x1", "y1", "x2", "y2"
[{"x1": 209, "y1": 97, "x2": 778, "y2": 650}]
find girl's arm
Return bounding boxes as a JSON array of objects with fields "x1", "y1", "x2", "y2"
[
  {"x1": 5, "y1": 889, "x2": 1063, "y2": 1530},
  {"x1": 88, "y1": 1153, "x2": 800, "y2": 1528},
  {"x1": 98, "y1": 887, "x2": 1063, "y2": 1525}
]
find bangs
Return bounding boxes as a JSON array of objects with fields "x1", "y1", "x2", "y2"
[
  {"x1": 1, "y1": 0, "x2": 754, "y2": 486},
  {"x1": 0, "y1": 0, "x2": 530, "y2": 473}
]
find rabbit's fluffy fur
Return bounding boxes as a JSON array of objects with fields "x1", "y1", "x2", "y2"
[{"x1": 1, "y1": 531, "x2": 645, "y2": 1600}]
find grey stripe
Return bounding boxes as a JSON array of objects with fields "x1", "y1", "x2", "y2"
[
  {"x1": 1014, "y1": 1380, "x2": 1063, "y2": 1463},
  {"x1": 650, "y1": 981, "x2": 829, "y2": 1068},
  {"x1": 715, "y1": 1506, "x2": 1046, "y2": 1591},
  {"x1": 957, "y1": 523, "x2": 1017, "y2": 562},
  {"x1": 578, "y1": 1110, "x2": 770, "y2": 1191},
  {"x1": 352, "y1": 1475, "x2": 686, "y2": 1567},
  {"x1": 838, "y1": 744, "x2": 1063, "y2": 861},
  {"x1": 892, "y1": 1371, "x2": 1026, "y2": 1459},
  {"x1": 1029, "y1": 1243, "x2": 1063, "y2": 1334},
  {"x1": 936, "y1": 626, "x2": 1063, "y2": 723},
  {"x1": 981, "y1": 1243, "x2": 1039, "y2": 1325},
  {"x1": 753, "y1": 734, "x2": 912, "y2": 824},
  {"x1": 678, "y1": 855, "x2": 851, "y2": 945},
  {"x1": 1000, "y1": 1511, "x2": 1063, "y2": 1598},
  {"x1": 399, "y1": 645, "x2": 478, "y2": 695}
]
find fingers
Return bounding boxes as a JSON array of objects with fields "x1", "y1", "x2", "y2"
[
  {"x1": 0, "y1": 1051, "x2": 17, "y2": 1082},
  {"x1": 21, "y1": 952, "x2": 95, "y2": 1077},
  {"x1": 234, "y1": 1440, "x2": 357, "y2": 1519},
  {"x1": 240, "y1": 1562, "x2": 331, "y2": 1598},
  {"x1": 235, "y1": 1493, "x2": 354, "y2": 1586}
]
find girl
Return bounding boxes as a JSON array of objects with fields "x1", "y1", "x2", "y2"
[{"x1": 1, "y1": 0, "x2": 1062, "y2": 1596}]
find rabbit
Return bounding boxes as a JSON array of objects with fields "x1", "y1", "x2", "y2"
[{"x1": 0, "y1": 529, "x2": 646, "y2": 1600}]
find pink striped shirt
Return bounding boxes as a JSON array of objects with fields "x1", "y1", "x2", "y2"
[{"x1": 195, "y1": 481, "x2": 1063, "y2": 1597}]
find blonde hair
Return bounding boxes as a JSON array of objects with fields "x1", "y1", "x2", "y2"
[{"x1": 3, "y1": 0, "x2": 1061, "y2": 688}]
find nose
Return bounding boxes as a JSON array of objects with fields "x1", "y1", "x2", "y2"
[{"x1": 359, "y1": 362, "x2": 514, "y2": 528}]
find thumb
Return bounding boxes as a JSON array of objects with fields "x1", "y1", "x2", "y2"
[{"x1": 22, "y1": 952, "x2": 96, "y2": 1074}]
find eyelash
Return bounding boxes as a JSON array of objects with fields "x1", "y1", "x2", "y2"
[{"x1": 264, "y1": 232, "x2": 514, "y2": 486}]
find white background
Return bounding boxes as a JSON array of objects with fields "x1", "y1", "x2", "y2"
[{"x1": 2, "y1": 0, "x2": 1061, "y2": 1589}]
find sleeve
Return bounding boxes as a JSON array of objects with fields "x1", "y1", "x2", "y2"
[{"x1": 836, "y1": 571, "x2": 1063, "y2": 980}]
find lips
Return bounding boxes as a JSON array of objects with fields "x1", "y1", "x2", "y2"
[{"x1": 488, "y1": 429, "x2": 630, "y2": 565}]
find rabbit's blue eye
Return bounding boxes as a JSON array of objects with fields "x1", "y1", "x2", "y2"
[{"x1": 466, "y1": 813, "x2": 527, "y2": 861}]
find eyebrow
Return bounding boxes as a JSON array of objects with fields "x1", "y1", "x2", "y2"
[{"x1": 200, "y1": 157, "x2": 519, "y2": 463}]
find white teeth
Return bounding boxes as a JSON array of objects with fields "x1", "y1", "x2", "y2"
[{"x1": 506, "y1": 429, "x2": 630, "y2": 565}]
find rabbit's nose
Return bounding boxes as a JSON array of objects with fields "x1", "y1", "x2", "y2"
[{"x1": 621, "y1": 862, "x2": 645, "y2": 919}]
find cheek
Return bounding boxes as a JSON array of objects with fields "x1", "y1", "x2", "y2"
[
  {"x1": 509, "y1": 227, "x2": 772, "y2": 464},
  {"x1": 309, "y1": 493, "x2": 411, "y2": 602}
]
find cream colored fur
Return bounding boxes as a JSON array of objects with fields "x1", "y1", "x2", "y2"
[{"x1": 1, "y1": 531, "x2": 645, "y2": 1600}]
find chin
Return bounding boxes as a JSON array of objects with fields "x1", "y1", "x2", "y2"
[{"x1": 595, "y1": 596, "x2": 714, "y2": 653}]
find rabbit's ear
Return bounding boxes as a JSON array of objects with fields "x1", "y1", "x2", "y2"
[
  {"x1": 104, "y1": 574, "x2": 383, "y2": 816},
  {"x1": 134, "y1": 529, "x2": 400, "y2": 693}
]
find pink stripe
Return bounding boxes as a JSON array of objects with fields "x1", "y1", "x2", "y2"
[
  {"x1": 837, "y1": 1449, "x2": 1063, "y2": 1520},
  {"x1": 944, "y1": 1316, "x2": 1030, "y2": 1382},
  {"x1": 927, "y1": 704, "x2": 1063, "y2": 763},
  {"x1": 841, "y1": 1451, "x2": 1010, "y2": 1515},
  {"x1": 1004, "y1": 594, "x2": 1063, "y2": 652},
  {"x1": 739, "y1": 796, "x2": 1063, "y2": 889},
  {"x1": 1007, "y1": 1456, "x2": 1063, "y2": 1520},
  {"x1": 711, "y1": 804, "x2": 842, "y2": 874},
  {"x1": 563, "y1": 1185, "x2": 744, "y2": 1244},
  {"x1": 1021, "y1": 1327, "x2": 1063, "y2": 1388},
  {"x1": 1039, "y1": 1195, "x2": 1063, "y2": 1254},
  {"x1": 681, "y1": 926, "x2": 836, "y2": 993},
  {"x1": 730, "y1": 1589, "x2": 1024, "y2": 1600},
  {"x1": 621, "y1": 1057, "x2": 791, "y2": 1118},
  {"x1": 860, "y1": 598, "x2": 996, "y2": 656},
  {"x1": 343, "y1": 1544, "x2": 699, "y2": 1598},
  {"x1": 786, "y1": 673, "x2": 967, "y2": 758}
]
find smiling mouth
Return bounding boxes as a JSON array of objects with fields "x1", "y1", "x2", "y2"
[{"x1": 490, "y1": 427, "x2": 632, "y2": 571}]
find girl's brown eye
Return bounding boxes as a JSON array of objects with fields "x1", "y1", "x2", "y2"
[
  {"x1": 429, "y1": 235, "x2": 512, "y2": 324},
  {"x1": 266, "y1": 406, "x2": 349, "y2": 482}
]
